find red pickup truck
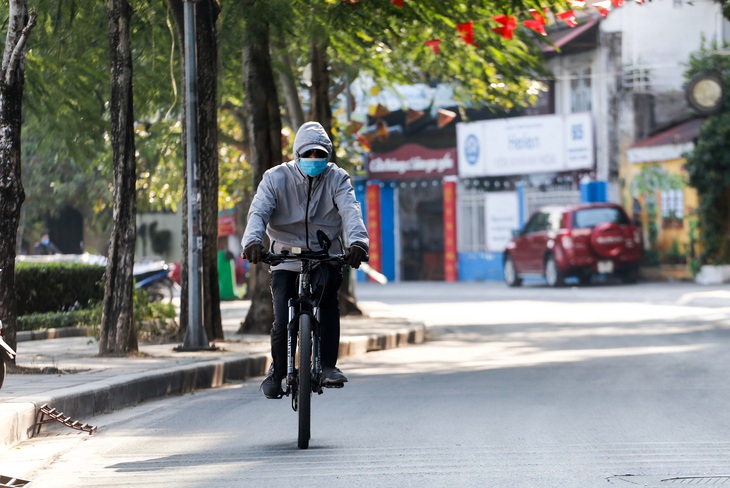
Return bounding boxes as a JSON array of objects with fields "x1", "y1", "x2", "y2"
[{"x1": 503, "y1": 202, "x2": 643, "y2": 287}]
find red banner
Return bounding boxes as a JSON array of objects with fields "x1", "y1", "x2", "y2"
[
  {"x1": 366, "y1": 183, "x2": 382, "y2": 281},
  {"x1": 443, "y1": 180, "x2": 458, "y2": 281},
  {"x1": 368, "y1": 144, "x2": 457, "y2": 181},
  {"x1": 218, "y1": 208, "x2": 237, "y2": 237}
]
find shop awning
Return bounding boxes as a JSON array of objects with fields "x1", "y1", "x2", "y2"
[
  {"x1": 542, "y1": 17, "x2": 600, "y2": 57},
  {"x1": 626, "y1": 117, "x2": 706, "y2": 164}
]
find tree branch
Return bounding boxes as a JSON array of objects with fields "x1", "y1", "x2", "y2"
[
  {"x1": 218, "y1": 131, "x2": 246, "y2": 152},
  {"x1": 5, "y1": 10, "x2": 37, "y2": 85}
]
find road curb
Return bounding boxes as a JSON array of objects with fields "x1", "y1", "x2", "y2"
[
  {"x1": 17, "y1": 327, "x2": 94, "y2": 342},
  {"x1": 1, "y1": 322, "x2": 426, "y2": 450}
]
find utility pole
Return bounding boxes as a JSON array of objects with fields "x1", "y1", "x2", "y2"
[{"x1": 177, "y1": 0, "x2": 209, "y2": 351}]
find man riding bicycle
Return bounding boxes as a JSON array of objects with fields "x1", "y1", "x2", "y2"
[{"x1": 242, "y1": 121, "x2": 369, "y2": 399}]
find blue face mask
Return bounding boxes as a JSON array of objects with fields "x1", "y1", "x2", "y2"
[{"x1": 298, "y1": 157, "x2": 328, "y2": 177}]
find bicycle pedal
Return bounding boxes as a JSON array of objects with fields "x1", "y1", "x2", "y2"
[{"x1": 323, "y1": 382, "x2": 344, "y2": 389}]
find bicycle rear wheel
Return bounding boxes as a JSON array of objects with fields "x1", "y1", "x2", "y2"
[{"x1": 297, "y1": 314, "x2": 312, "y2": 449}]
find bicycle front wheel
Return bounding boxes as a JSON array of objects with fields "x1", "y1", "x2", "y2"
[{"x1": 297, "y1": 313, "x2": 312, "y2": 449}]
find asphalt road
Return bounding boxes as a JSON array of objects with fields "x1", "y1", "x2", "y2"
[{"x1": 3, "y1": 280, "x2": 730, "y2": 487}]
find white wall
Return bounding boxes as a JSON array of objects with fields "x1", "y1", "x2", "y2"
[
  {"x1": 601, "y1": 0, "x2": 728, "y2": 92},
  {"x1": 549, "y1": 1, "x2": 728, "y2": 190},
  {"x1": 135, "y1": 211, "x2": 183, "y2": 264}
]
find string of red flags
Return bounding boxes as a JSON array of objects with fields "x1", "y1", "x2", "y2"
[
  {"x1": 457, "y1": 21, "x2": 477, "y2": 46},
  {"x1": 522, "y1": 9, "x2": 547, "y2": 36},
  {"x1": 558, "y1": 10, "x2": 578, "y2": 27},
  {"x1": 425, "y1": 39, "x2": 441, "y2": 54},
  {"x1": 593, "y1": 0, "x2": 611, "y2": 17},
  {"x1": 408, "y1": 0, "x2": 648, "y2": 50},
  {"x1": 492, "y1": 14, "x2": 517, "y2": 41}
]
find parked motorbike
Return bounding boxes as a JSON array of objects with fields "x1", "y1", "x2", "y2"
[
  {"x1": 134, "y1": 259, "x2": 176, "y2": 303},
  {"x1": 0, "y1": 319, "x2": 17, "y2": 390}
]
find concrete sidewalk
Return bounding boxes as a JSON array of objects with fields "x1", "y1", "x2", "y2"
[{"x1": 0, "y1": 299, "x2": 425, "y2": 451}]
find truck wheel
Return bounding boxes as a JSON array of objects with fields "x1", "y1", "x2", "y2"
[
  {"x1": 503, "y1": 256, "x2": 523, "y2": 287},
  {"x1": 545, "y1": 255, "x2": 565, "y2": 287}
]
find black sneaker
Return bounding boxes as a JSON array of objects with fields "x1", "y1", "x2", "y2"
[
  {"x1": 260, "y1": 365, "x2": 284, "y2": 399},
  {"x1": 322, "y1": 366, "x2": 348, "y2": 385}
]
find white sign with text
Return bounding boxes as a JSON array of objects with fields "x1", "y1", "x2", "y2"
[
  {"x1": 457, "y1": 112, "x2": 594, "y2": 177},
  {"x1": 485, "y1": 191, "x2": 519, "y2": 252}
]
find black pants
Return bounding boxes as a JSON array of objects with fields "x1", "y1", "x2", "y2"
[{"x1": 270, "y1": 266, "x2": 343, "y2": 378}]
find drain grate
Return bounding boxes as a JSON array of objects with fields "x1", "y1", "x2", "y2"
[
  {"x1": 0, "y1": 475, "x2": 31, "y2": 487},
  {"x1": 662, "y1": 476, "x2": 730, "y2": 484},
  {"x1": 610, "y1": 475, "x2": 730, "y2": 485},
  {"x1": 34, "y1": 403, "x2": 97, "y2": 436}
]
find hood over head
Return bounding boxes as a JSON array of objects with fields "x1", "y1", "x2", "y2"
[{"x1": 293, "y1": 121, "x2": 333, "y2": 159}]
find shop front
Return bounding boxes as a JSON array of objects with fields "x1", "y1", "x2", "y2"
[
  {"x1": 356, "y1": 143, "x2": 458, "y2": 282},
  {"x1": 455, "y1": 112, "x2": 596, "y2": 281}
]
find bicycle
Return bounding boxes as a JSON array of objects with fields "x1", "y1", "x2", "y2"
[{"x1": 260, "y1": 231, "x2": 367, "y2": 449}]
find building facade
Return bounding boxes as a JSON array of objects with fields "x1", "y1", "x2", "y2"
[{"x1": 357, "y1": 2, "x2": 728, "y2": 282}]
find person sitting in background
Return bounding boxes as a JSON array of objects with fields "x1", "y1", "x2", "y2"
[{"x1": 33, "y1": 233, "x2": 61, "y2": 255}]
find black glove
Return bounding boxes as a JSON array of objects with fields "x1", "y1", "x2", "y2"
[
  {"x1": 346, "y1": 242, "x2": 368, "y2": 269},
  {"x1": 243, "y1": 243, "x2": 265, "y2": 264}
]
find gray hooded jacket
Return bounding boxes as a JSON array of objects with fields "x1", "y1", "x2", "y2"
[{"x1": 242, "y1": 122, "x2": 369, "y2": 271}]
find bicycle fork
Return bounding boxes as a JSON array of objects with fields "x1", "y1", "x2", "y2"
[
  {"x1": 286, "y1": 302, "x2": 324, "y2": 410},
  {"x1": 286, "y1": 298, "x2": 297, "y2": 396}
]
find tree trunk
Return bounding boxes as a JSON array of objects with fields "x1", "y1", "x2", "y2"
[
  {"x1": 309, "y1": 38, "x2": 333, "y2": 140},
  {"x1": 167, "y1": 0, "x2": 223, "y2": 341},
  {"x1": 238, "y1": 0, "x2": 281, "y2": 334},
  {"x1": 309, "y1": 39, "x2": 362, "y2": 316},
  {"x1": 275, "y1": 47, "x2": 304, "y2": 134},
  {"x1": 0, "y1": 1, "x2": 35, "y2": 359},
  {"x1": 197, "y1": 0, "x2": 223, "y2": 341},
  {"x1": 100, "y1": 0, "x2": 138, "y2": 356}
]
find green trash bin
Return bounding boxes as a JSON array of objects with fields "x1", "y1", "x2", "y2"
[{"x1": 217, "y1": 250, "x2": 238, "y2": 301}]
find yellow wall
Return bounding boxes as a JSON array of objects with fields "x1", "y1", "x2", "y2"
[{"x1": 621, "y1": 157, "x2": 699, "y2": 264}]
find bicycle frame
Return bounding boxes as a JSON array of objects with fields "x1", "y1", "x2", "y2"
[
  {"x1": 263, "y1": 247, "x2": 346, "y2": 449},
  {"x1": 286, "y1": 260, "x2": 324, "y2": 398},
  {"x1": 258, "y1": 230, "x2": 367, "y2": 449}
]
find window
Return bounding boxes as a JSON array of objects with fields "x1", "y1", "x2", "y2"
[
  {"x1": 571, "y1": 69, "x2": 592, "y2": 112},
  {"x1": 547, "y1": 212, "x2": 564, "y2": 231},
  {"x1": 661, "y1": 189, "x2": 684, "y2": 228},
  {"x1": 573, "y1": 207, "x2": 630, "y2": 229},
  {"x1": 524, "y1": 212, "x2": 550, "y2": 234}
]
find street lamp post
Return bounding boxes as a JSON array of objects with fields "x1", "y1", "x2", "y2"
[{"x1": 178, "y1": 0, "x2": 209, "y2": 351}]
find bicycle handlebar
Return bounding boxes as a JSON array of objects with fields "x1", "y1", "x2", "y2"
[
  {"x1": 260, "y1": 250, "x2": 345, "y2": 267},
  {"x1": 260, "y1": 249, "x2": 369, "y2": 267}
]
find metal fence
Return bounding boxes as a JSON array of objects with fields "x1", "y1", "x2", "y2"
[
  {"x1": 523, "y1": 189, "x2": 581, "y2": 222},
  {"x1": 457, "y1": 190, "x2": 486, "y2": 253}
]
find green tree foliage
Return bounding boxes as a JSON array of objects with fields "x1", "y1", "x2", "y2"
[
  {"x1": 630, "y1": 164, "x2": 684, "y2": 263},
  {"x1": 20, "y1": 2, "x2": 111, "y2": 243},
  {"x1": 4, "y1": 1, "x2": 182, "y2": 250},
  {"x1": 325, "y1": 0, "x2": 568, "y2": 108},
  {"x1": 11, "y1": 0, "x2": 573, "y2": 248},
  {"x1": 683, "y1": 41, "x2": 730, "y2": 264}
]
